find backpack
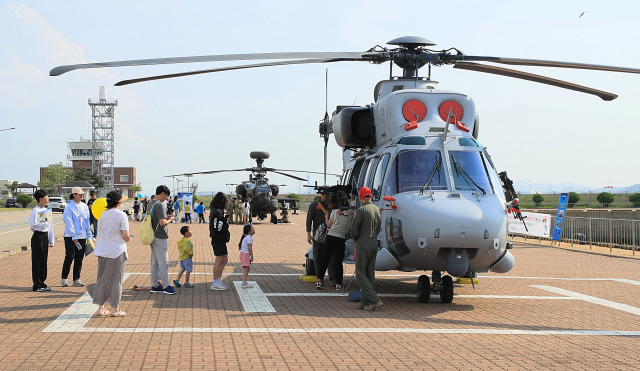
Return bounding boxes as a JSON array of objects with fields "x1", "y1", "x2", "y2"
[{"x1": 139, "y1": 203, "x2": 159, "y2": 244}]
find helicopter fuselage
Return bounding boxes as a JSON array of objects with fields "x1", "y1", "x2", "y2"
[{"x1": 334, "y1": 79, "x2": 514, "y2": 277}]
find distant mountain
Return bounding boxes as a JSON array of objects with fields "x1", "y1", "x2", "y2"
[{"x1": 513, "y1": 181, "x2": 640, "y2": 194}]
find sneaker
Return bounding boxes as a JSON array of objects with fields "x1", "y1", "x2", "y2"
[
  {"x1": 355, "y1": 301, "x2": 366, "y2": 309},
  {"x1": 36, "y1": 287, "x2": 47, "y2": 292},
  {"x1": 61, "y1": 279, "x2": 68, "y2": 287},
  {"x1": 316, "y1": 281, "x2": 323, "y2": 289},
  {"x1": 150, "y1": 285, "x2": 164, "y2": 293},
  {"x1": 242, "y1": 282, "x2": 253, "y2": 288},
  {"x1": 218, "y1": 281, "x2": 228, "y2": 289},
  {"x1": 72, "y1": 280, "x2": 84, "y2": 287},
  {"x1": 163, "y1": 286, "x2": 176, "y2": 295},
  {"x1": 335, "y1": 284, "x2": 343, "y2": 290},
  {"x1": 211, "y1": 282, "x2": 227, "y2": 291},
  {"x1": 185, "y1": 283, "x2": 194, "y2": 288},
  {"x1": 173, "y1": 280, "x2": 182, "y2": 288},
  {"x1": 44, "y1": 286, "x2": 51, "y2": 291},
  {"x1": 364, "y1": 300, "x2": 384, "y2": 311}
]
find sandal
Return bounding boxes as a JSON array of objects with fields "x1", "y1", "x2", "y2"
[
  {"x1": 185, "y1": 283, "x2": 194, "y2": 288},
  {"x1": 111, "y1": 310, "x2": 126, "y2": 317},
  {"x1": 96, "y1": 309, "x2": 111, "y2": 317}
]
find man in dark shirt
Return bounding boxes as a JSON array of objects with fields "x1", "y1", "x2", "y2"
[
  {"x1": 147, "y1": 185, "x2": 176, "y2": 295},
  {"x1": 87, "y1": 190, "x2": 98, "y2": 237},
  {"x1": 306, "y1": 191, "x2": 332, "y2": 287}
]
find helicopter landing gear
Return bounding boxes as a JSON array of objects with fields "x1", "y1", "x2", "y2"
[
  {"x1": 417, "y1": 275, "x2": 430, "y2": 303},
  {"x1": 427, "y1": 271, "x2": 454, "y2": 303}
]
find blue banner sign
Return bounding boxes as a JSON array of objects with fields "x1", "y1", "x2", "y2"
[{"x1": 552, "y1": 193, "x2": 569, "y2": 241}]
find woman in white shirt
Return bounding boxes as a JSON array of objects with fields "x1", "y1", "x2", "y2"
[{"x1": 86, "y1": 190, "x2": 132, "y2": 317}]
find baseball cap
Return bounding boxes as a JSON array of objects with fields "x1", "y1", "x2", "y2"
[
  {"x1": 71, "y1": 186, "x2": 85, "y2": 195},
  {"x1": 358, "y1": 187, "x2": 372, "y2": 199}
]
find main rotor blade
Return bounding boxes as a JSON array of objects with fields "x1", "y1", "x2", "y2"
[
  {"x1": 165, "y1": 169, "x2": 250, "y2": 177},
  {"x1": 443, "y1": 55, "x2": 640, "y2": 75},
  {"x1": 115, "y1": 58, "x2": 361, "y2": 86},
  {"x1": 453, "y1": 62, "x2": 618, "y2": 101},
  {"x1": 271, "y1": 171, "x2": 307, "y2": 182},
  {"x1": 49, "y1": 52, "x2": 368, "y2": 76},
  {"x1": 273, "y1": 168, "x2": 341, "y2": 177}
]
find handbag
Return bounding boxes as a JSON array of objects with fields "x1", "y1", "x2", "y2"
[
  {"x1": 139, "y1": 203, "x2": 159, "y2": 244},
  {"x1": 313, "y1": 223, "x2": 327, "y2": 243},
  {"x1": 84, "y1": 239, "x2": 95, "y2": 257}
]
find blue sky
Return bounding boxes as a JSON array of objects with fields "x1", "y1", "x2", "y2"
[{"x1": 1, "y1": 1, "x2": 639, "y2": 195}]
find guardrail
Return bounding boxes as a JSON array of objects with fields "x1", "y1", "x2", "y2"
[{"x1": 511, "y1": 216, "x2": 639, "y2": 255}]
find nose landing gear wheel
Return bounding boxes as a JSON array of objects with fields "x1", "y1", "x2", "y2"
[
  {"x1": 417, "y1": 275, "x2": 430, "y2": 303},
  {"x1": 440, "y1": 275, "x2": 454, "y2": 303}
]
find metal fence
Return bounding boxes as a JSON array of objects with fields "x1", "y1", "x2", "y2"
[{"x1": 513, "y1": 216, "x2": 639, "y2": 255}]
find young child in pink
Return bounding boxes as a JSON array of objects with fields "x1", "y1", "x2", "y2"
[{"x1": 238, "y1": 224, "x2": 255, "y2": 288}]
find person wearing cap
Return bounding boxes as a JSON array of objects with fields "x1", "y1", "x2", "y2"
[
  {"x1": 86, "y1": 190, "x2": 132, "y2": 317},
  {"x1": 61, "y1": 186, "x2": 93, "y2": 287},
  {"x1": 306, "y1": 190, "x2": 333, "y2": 287},
  {"x1": 87, "y1": 190, "x2": 98, "y2": 237},
  {"x1": 351, "y1": 186, "x2": 383, "y2": 311}
]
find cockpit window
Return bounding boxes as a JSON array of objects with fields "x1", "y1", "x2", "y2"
[
  {"x1": 256, "y1": 180, "x2": 269, "y2": 193},
  {"x1": 385, "y1": 150, "x2": 447, "y2": 195},
  {"x1": 371, "y1": 154, "x2": 389, "y2": 200},
  {"x1": 448, "y1": 151, "x2": 493, "y2": 194},
  {"x1": 458, "y1": 137, "x2": 479, "y2": 147}
]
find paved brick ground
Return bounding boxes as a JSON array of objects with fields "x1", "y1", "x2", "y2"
[{"x1": 1, "y1": 212, "x2": 639, "y2": 370}]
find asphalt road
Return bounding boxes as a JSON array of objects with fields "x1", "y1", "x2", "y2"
[{"x1": 0, "y1": 209, "x2": 66, "y2": 255}]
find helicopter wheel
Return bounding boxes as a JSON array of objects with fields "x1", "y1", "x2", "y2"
[
  {"x1": 440, "y1": 275, "x2": 454, "y2": 303},
  {"x1": 417, "y1": 275, "x2": 430, "y2": 303}
]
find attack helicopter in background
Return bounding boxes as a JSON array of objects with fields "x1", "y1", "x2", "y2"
[
  {"x1": 166, "y1": 151, "x2": 337, "y2": 224},
  {"x1": 50, "y1": 36, "x2": 640, "y2": 303}
]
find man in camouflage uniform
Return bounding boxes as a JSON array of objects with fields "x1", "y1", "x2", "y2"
[
  {"x1": 225, "y1": 198, "x2": 234, "y2": 224},
  {"x1": 234, "y1": 198, "x2": 243, "y2": 224},
  {"x1": 351, "y1": 186, "x2": 383, "y2": 311}
]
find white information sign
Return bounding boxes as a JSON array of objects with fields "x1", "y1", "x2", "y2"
[{"x1": 508, "y1": 211, "x2": 552, "y2": 238}]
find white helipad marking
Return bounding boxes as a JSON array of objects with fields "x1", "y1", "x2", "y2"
[
  {"x1": 233, "y1": 281, "x2": 275, "y2": 313},
  {"x1": 611, "y1": 279, "x2": 640, "y2": 286},
  {"x1": 43, "y1": 273, "x2": 132, "y2": 333},
  {"x1": 532, "y1": 285, "x2": 640, "y2": 316}
]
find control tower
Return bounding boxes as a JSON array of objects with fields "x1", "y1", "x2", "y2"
[{"x1": 88, "y1": 86, "x2": 118, "y2": 191}]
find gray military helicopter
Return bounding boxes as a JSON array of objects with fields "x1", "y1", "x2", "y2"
[
  {"x1": 166, "y1": 151, "x2": 332, "y2": 224},
  {"x1": 50, "y1": 36, "x2": 640, "y2": 303}
]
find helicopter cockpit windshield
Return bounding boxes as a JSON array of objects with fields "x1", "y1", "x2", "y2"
[
  {"x1": 448, "y1": 151, "x2": 493, "y2": 194},
  {"x1": 386, "y1": 150, "x2": 447, "y2": 195},
  {"x1": 256, "y1": 180, "x2": 269, "y2": 193}
]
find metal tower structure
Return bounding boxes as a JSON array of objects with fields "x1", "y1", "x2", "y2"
[{"x1": 88, "y1": 86, "x2": 118, "y2": 192}]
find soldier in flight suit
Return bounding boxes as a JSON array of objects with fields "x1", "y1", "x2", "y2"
[
  {"x1": 351, "y1": 186, "x2": 383, "y2": 311},
  {"x1": 234, "y1": 198, "x2": 243, "y2": 224},
  {"x1": 225, "y1": 198, "x2": 234, "y2": 224}
]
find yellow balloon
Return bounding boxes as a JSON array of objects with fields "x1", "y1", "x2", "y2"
[{"x1": 92, "y1": 197, "x2": 108, "y2": 220}]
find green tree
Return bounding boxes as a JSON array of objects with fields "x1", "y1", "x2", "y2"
[
  {"x1": 285, "y1": 193, "x2": 302, "y2": 201},
  {"x1": 629, "y1": 193, "x2": 640, "y2": 207},
  {"x1": 532, "y1": 193, "x2": 544, "y2": 206},
  {"x1": 71, "y1": 166, "x2": 88, "y2": 182},
  {"x1": 596, "y1": 192, "x2": 615, "y2": 206},
  {"x1": 38, "y1": 163, "x2": 69, "y2": 194},
  {"x1": 88, "y1": 173, "x2": 105, "y2": 192},
  {"x1": 16, "y1": 193, "x2": 33, "y2": 208},
  {"x1": 129, "y1": 182, "x2": 142, "y2": 195},
  {"x1": 568, "y1": 192, "x2": 580, "y2": 207},
  {"x1": 4, "y1": 181, "x2": 18, "y2": 196}
]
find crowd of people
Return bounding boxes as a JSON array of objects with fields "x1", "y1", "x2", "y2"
[{"x1": 29, "y1": 184, "x2": 382, "y2": 316}]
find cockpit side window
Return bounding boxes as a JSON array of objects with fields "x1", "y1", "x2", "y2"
[
  {"x1": 350, "y1": 160, "x2": 364, "y2": 191},
  {"x1": 371, "y1": 154, "x2": 390, "y2": 200},
  {"x1": 357, "y1": 159, "x2": 371, "y2": 190},
  {"x1": 364, "y1": 157, "x2": 378, "y2": 189}
]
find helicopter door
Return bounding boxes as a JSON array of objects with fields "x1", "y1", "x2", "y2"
[{"x1": 371, "y1": 154, "x2": 390, "y2": 200}]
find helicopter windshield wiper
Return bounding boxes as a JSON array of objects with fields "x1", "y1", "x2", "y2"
[
  {"x1": 420, "y1": 152, "x2": 442, "y2": 194},
  {"x1": 450, "y1": 154, "x2": 486, "y2": 195}
]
